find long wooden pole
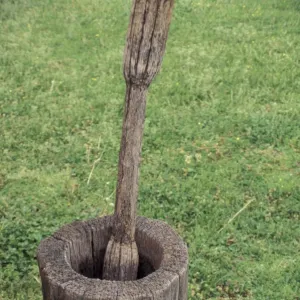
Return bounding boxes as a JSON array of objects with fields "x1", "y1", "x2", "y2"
[{"x1": 103, "y1": 0, "x2": 175, "y2": 281}]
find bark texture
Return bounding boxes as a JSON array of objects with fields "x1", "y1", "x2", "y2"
[
  {"x1": 103, "y1": 0, "x2": 175, "y2": 281},
  {"x1": 37, "y1": 216, "x2": 188, "y2": 300}
]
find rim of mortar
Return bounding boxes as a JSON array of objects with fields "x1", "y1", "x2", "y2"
[{"x1": 37, "y1": 215, "x2": 188, "y2": 298}]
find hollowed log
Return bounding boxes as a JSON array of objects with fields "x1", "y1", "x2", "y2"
[{"x1": 37, "y1": 216, "x2": 188, "y2": 300}]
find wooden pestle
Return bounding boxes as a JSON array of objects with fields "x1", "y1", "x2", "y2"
[{"x1": 102, "y1": 0, "x2": 175, "y2": 281}]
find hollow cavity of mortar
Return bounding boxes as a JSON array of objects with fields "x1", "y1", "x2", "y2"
[{"x1": 62, "y1": 219, "x2": 163, "y2": 281}]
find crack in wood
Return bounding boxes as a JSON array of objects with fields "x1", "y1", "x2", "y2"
[{"x1": 135, "y1": 0, "x2": 149, "y2": 76}]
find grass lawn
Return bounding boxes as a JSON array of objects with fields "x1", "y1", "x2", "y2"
[{"x1": 1, "y1": 0, "x2": 300, "y2": 299}]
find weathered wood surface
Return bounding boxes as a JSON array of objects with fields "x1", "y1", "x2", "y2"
[
  {"x1": 37, "y1": 216, "x2": 188, "y2": 300},
  {"x1": 103, "y1": 0, "x2": 175, "y2": 281}
]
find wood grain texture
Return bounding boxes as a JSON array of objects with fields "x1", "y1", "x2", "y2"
[
  {"x1": 114, "y1": 84, "x2": 148, "y2": 244},
  {"x1": 102, "y1": 237, "x2": 139, "y2": 281},
  {"x1": 123, "y1": 0, "x2": 175, "y2": 86},
  {"x1": 37, "y1": 216, "x2": 188, "y2": 300},
  {"x1": 102, "y1": 84, "x2": 147, "y2": 280},
  {"x1": 103, "y1": 0, "x2": 175, "y2": 281}
]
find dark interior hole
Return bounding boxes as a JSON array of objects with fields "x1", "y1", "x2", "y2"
[
  {"x1": 137, "y1": 254, "x2": 155, "y2": 279},
  {"x1": 77, "y1": 250, "x2": 155, "y2": 280}
]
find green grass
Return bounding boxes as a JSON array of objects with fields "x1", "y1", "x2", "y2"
[{"x1": 1, "y1": 0, "x2": 300, "y2": 299}]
